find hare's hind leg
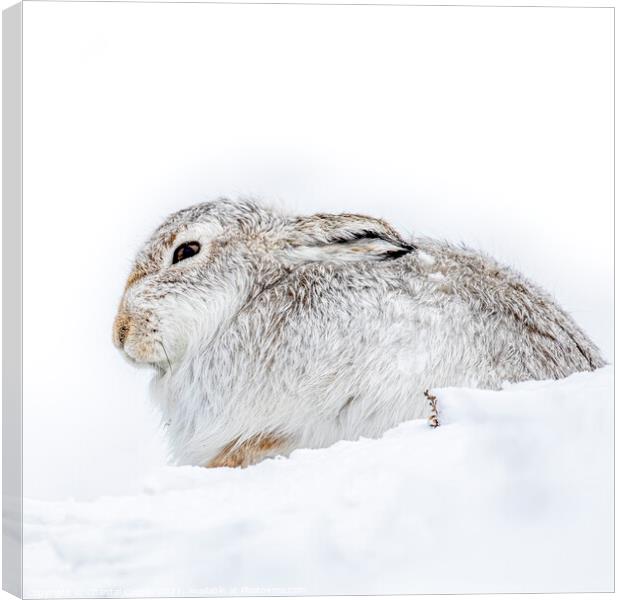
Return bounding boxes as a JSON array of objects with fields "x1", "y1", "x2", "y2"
[
  {"x1": 424, "y1": 389, "x2": 440, "y2": 428},
  {"x1": 206, "y1": 433, "x2": 289, "y2": 468}
]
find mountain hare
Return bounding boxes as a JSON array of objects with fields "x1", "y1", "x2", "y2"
[{"x1": 113, "y1": 199, "x2": 604, "y2": 468}]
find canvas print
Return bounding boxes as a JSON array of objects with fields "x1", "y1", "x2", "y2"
[{"x1": 2, "y1": 1, "x2": 614, "y2": 597}]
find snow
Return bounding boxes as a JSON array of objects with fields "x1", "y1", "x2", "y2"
[{"x1": 23, "y1": 367, "x2": 613, "y2": 597}]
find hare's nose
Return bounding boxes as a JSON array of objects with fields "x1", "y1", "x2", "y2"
[{"x1": 113, "y1": 313, "x2": 132, "y2": 348}]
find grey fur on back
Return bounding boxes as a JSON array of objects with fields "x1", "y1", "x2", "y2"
[{"x1": 113, "y1": 199, "x2": 604, "y2": 467}]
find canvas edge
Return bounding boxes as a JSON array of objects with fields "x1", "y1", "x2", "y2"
[{"x1": 2, "y1": 2, "x2": 23, "y2": 598}]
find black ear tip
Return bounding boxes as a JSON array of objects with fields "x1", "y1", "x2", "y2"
[
  {"x1": 382, "y1": 244, "x2": 416, "y2": 261},
  {"x1": 397, "y1": 241, "x2": 417, "y2": 253}
]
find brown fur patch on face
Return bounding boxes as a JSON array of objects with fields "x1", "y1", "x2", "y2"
[
  {"x1": 125, "y1": 267, "x2": 148, "y2": 290},
  {"x1": 113, "y1": 312, "x2": 132, "y2": 348},
  {"x1": 125, "y1": 232, "x2": 179, "y2": 291},
  {"x1": 206, "y1": 434, "x2": 288, "y2": 468},
  {"x1": 162, "y1": 231, "x2": 178, "y2": 248}
]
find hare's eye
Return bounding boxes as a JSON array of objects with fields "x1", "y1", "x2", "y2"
[{"x1": 172, "y1": 241, "x2": 201, "y2": 265}]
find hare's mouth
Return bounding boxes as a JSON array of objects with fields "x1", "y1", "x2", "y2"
[
  {"x1": 121, "y1": 336, "x2": 172, "y2": 369},
  {"x1": 117, "y1": 345, "x2": 165, "y2": 369},
  {"x1": 113, "y1": 311, "x2": 172, "y2": 369}
]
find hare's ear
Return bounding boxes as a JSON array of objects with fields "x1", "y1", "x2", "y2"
[{"x1": 282, "y1": 213, "x2": 415, "y2": 264}]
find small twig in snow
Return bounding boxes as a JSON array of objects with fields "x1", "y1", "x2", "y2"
[{"x1": 424, "y1": 389, "x2": 440, "y2": 428}]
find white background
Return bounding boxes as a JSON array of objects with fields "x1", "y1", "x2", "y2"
[{"x1": 18, "y1": 1, "x2": 613, "y2": 504}]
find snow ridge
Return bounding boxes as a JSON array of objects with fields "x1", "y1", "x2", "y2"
[{"x1": 24, "y1": 367, "x2": 613, "y2": 597}]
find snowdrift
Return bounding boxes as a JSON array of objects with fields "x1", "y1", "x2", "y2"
[{"x1": 24, "y1": 367, "x2": 613, "y2": 597}]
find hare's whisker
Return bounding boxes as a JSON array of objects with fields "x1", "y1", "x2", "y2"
[{"x1": 158, "y1": 341, "x2": 172, "y2": 371}]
